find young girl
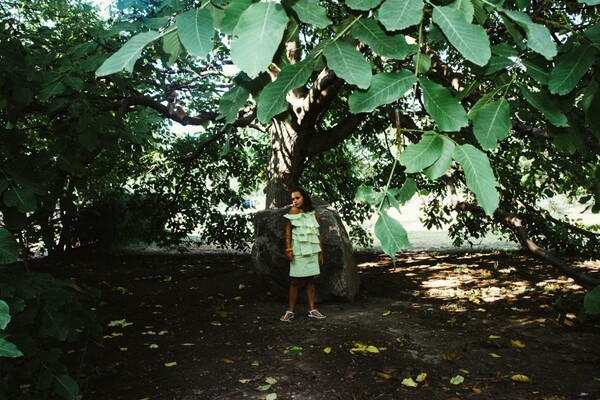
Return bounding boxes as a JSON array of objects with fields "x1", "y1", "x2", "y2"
[{"x1": 280, "y1": 187, "x2": 327, "y2": 322}]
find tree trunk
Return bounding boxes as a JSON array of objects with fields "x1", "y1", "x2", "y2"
[{"x1": 265, "y1": 119, "x2": 307, "y2": 209}]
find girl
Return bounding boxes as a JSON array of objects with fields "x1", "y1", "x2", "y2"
[{"x1": 280, "y1": 187, "x2": 326, "y2": 322}]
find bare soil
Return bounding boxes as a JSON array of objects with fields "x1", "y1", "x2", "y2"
[{"x1": 35, "y1": 249, "x2": 600, "y2": 400}]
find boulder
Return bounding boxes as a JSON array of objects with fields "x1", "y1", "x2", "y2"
[{"x1": 251, "y1": 198, "x2": 360, "y2": 302}]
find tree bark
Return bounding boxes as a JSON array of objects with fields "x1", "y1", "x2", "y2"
[{"x1": 265, "y1": 120, "x2": 306, "y2": 208}]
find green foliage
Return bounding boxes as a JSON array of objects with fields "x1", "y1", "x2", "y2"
[
  {"x1": 583, "y1": 285, "x2": 600, "y2": 315},
  {"x1": 0, "y1": 268, "x2": 100, "y2": 399}
]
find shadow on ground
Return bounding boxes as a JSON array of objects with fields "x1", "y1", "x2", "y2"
[{"x1": 34, "y1": 249, "x2": 600, "y2": 400}]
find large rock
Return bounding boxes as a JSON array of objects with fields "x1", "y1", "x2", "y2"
[{"x1": 251, "y1": 198, "x2": 360, "y2": 302}]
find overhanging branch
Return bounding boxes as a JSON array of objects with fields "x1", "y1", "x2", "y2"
[
  {"x1": 443, "y1": 173, "x2": 600, "y2": 290},
  {"x1": 119, "y1": 95, "x2": 219, "y2": 125}
]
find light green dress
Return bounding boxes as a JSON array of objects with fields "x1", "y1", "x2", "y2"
[{"x1": 284, "y1": 211, "x2": 321, "y2": 277}]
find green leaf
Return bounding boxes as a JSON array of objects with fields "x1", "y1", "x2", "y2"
[
  {"x1": 231, "y1": 2, "x2": 288, "y2": 78},
  {"x1": 393, "y1": 178, "x2": 417, "y2": 204},
  {"x1": 346, "y1": 0, "x2": 383, "y2": 10},
  {"x1": 419, "y1": 77, "x2": 468, "y2": 132},
  {"x1": 257, "y1": 60, "x2": 315, "y2": 123},
  {"x1": 289, "y1": 0, "x2": 332, "y2": 29},
  {"x1": 353, "y1": 18, "x2": 408, "y2": 60},
  {"x1": 480, "y1": 56, "x2": 514, "y2": 75},
  {"x1": 502, "y1": 10, "x2": 557, "y2": 60},
  {"x1": 162, "y1": 31, "x2": 182, "y2": 66},
  {"x1": 473, "y1": 98, "x2": 511, "y2": 150},
  {"x1": 219, "y1": 85, "x2": 250, "y2": 124},
  {"x1": 54, "y1": 374, "x2": 79, "y2": 400},
  {"x1": 583, "y1": 285, "x2": 600, "y2": 315},
  {"x1": 399, "y1": 131, "x2": 444, "y2": 173},
  {"x1": 452, "y1": 144, "x2": 499, "y2": 216},
  {"x1": 578, "y1": 0, "x2": 600, "y2": 5},
  {"x1": 375, "y1": 208, "x2": 410, "y2": 261},
  {"x1": 522, "y1": 58, "x2": 550, "y2": 85},
  {"x1": 432, "y1": 5, "x2": 491, "y2": 67},
  {"x1": 376, "y1": 0, "x2": 423, "y2": 31},
  {"x1": 0, "y1": 300, "x2": 10, "y2": 329},
  {"x1": 548, "y1": 45, "x2": 595, "y2": 95},
  {"x1": 582, "y1": 80, "x2": 600, "y2": 131},
  {"x1": 96, "y1": 31, "x2": 161, "y2": 76},
  {"x1": 355, "y1": 185, "x2": 385, "y2": 205},
  {"x1": 323, "y1": 41, "x2": 372, "y2": 89},
  {"x1": 39, "y1": 78, "x2": 65, "y2": 102},
  {"x1": 348, "y1": 70, "x2": 415, "y2": 113},
  {"x1": 584, "y1": 24, "x2": 600, "y2": 44},
  {"x1": 424, "y1": 134, "x2": 455, "y2": 180},
  {"x1": 449, "y1": 0, "x2": 475, "y2": 22},
  {"x1": 220, "y1": 0, "x2": 252, "y2": 35},
  {"x1": 492, "y1": 43, "x2": 519, "y2": 58},
  {"x1": 519, "y1": 84, "x2": 569, "y2": 127},
  {"x1": 176, "y1": 9, "x2": 214, "y2": 59},
  {"x1": 413, "y1": 52, "x2": 431, "y2": 73},
  {"x1": 4, "y1": 188, "x2": 37, "y2": 213},
  {"x1": 0, "y1": 338, "x2": 23, "y2": 358}
]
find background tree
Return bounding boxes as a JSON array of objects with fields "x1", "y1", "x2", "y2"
[{"x1": 95, "y1": 0, "x2": 599, "y2": 287}]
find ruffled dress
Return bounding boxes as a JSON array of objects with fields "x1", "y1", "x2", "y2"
[{"x1": 284, "y1": 211, "x2": 321, "y2": 277}]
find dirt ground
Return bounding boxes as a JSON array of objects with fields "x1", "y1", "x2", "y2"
[{"x1": 34, "y1": 248, "x2": 600, "y2": 400}]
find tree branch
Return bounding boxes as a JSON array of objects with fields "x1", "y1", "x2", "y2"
[
  {"x1": 443, "y1": 174, "x2": 600, "y2": 290},
  {"x1": 119, "y1": 95, "x2": 219, "y2": 125},
  {"x1": 302, "y1": 68, "x2": 343, "y2": 128},
  {"x1": 306, "y1": 113, "x2": 364, "y2": 156}
]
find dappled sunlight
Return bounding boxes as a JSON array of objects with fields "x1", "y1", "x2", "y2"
[{"x1": 355, "y1": 251, "x2": 595, "y2": 309}]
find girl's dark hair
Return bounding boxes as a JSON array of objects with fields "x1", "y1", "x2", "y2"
[{"x1": 291, "y1": 187, "x2": 314, "y2": 211}]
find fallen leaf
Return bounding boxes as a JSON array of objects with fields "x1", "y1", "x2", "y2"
[
  {"x1": 442, "y1": 351, "x2": 463, "y2": 361},
  {"x1": 211, "y1": 321, "x2": 222, "y2": 326},
  {"x1": 366, "y1": 345, "x2": 380, "y2": 353},
  {"x1": 164, "y1": 362, "x2": 177, "y2": 367},
  {"x1": 119, "y1": 347, "x2": 128, "y2": 352},
  {"x1": 149, "y1": 344, "x2": 159, "y2": 349},
  {"x1": 488, "y1": 335, "x2": 501, "y2": 339},
  {"x1": 239, "y1": 379, "x2": 251, "y2": 384},
  {"x1": 251, "y1": 361, "x2": 260, "y2": 366},
  {"x1": 283, "y1": 346, "x2": 303, "y2": 356},
  {"x1": 382, "y1": 310, "x2": 391, "y2": 316},
  {"x1": 107, "y1": 319, "x2": 133, "y2": 328},
  {"x1": 416, "y1": 373, "x2": 427, "y2": 382},
  {"x1": 373, "y1": 371, "x2": 392, "y2": 380},
  {"x1": 264, "y1": 377, "x2": 278, "y2": 385},
  {"x1": 511, "y1": 339, "x2": 526, "y2": 349},
  {"x1": 256, "y1": 384, "x2": 271, "y2": 392},
  {"x1": 265, "y1": 393, "x2": 278, "y2": 400},
  {"x1": 490, "y1": 353, "x2": 502, "y2": 358},
  {"x1": 324, "y1": 347, "x2": 332, "y2": 354},
  {"x1": 158, "y1": 330, "x2": 169, "y2": 335},
  {"x1": 472, "y1": 386, "x2": 482, "y2": 394},
  {"x1": 401, "y1": 377, "x2": 418, "y2": 387},
  {"x1": 222, "y1": 358, "x2": 234, "y2": 364},
  {"x1": 181, "y1": 343, "x2": 195, "y2": 346},
  {"x1": 142, "y1": 331, "x2": 156, "y2": 335},
  {"x1": 233, "y1": 296, "x2": 241, "y2": 301},
  {"x1": 450, "y1": 375, "x2": 464, "y2": 385},
  {"x1": 103, "y1": 332, "x2": 123, "y2": 339},
  {"x1": 511, "y1": 374, "x2": 530, "y2": 382},
  {"x1": 350, "y1": 342, "x2": 379, "y2": 354}
]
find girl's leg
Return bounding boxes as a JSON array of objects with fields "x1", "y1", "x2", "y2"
[
  {"x1": 305, "y1": 276, "x2": 316, "y2": 310},
  {"x1": 306, "y1": 276, "x2": 326, "y2": 319},
  {"x1": 281, "y1": 278, "x2": 300, "y2": 321},
  {"x1": 288, "y1": 278, "x2": 300, "y2": 312}
]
